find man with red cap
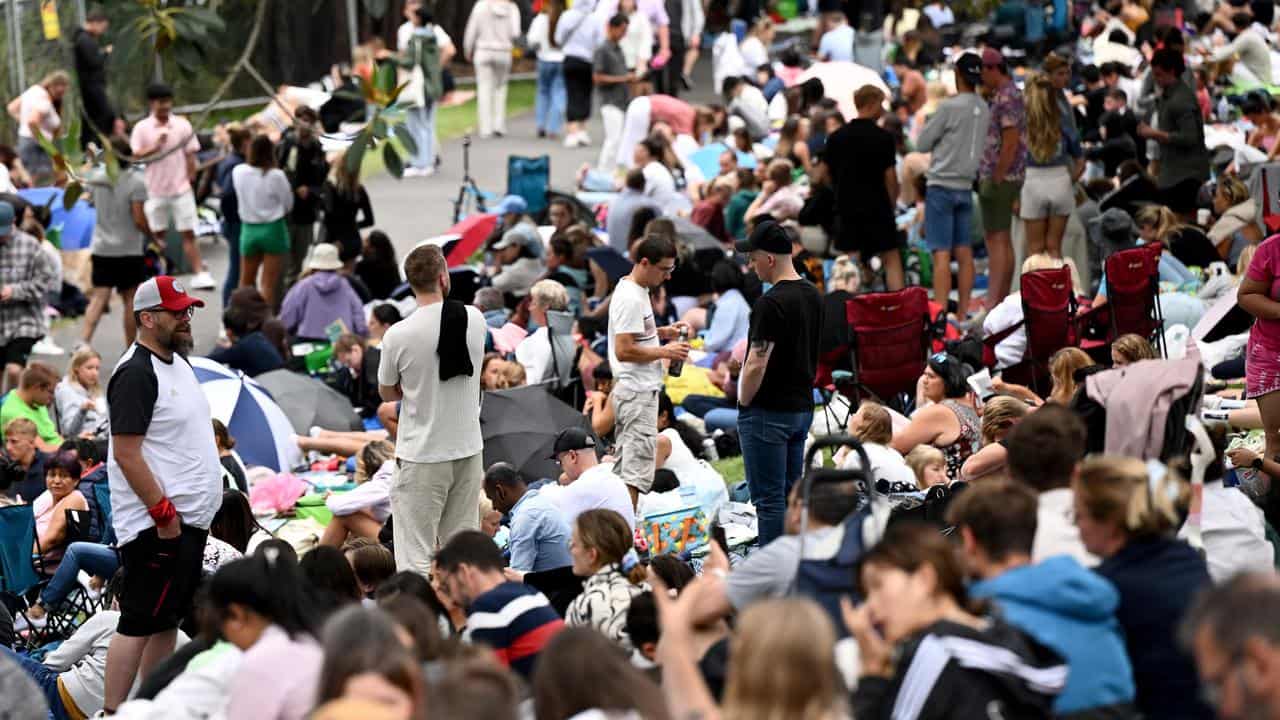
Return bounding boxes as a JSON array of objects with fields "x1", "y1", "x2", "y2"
[{"x1": 100, "y1": 275, "x2": 222, "y2": 713}]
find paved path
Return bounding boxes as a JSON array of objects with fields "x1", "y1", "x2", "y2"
[{"x1": 40, "y1": 60, "x2": 719, "y2": 371}]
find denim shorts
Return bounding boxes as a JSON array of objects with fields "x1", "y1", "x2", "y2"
[{"x1": 924, "y1": 185, "x2": 975, "y2": 252}]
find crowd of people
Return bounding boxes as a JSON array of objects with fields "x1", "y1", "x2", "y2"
[{"x1": 6, "y1": 0, "x2": 1280, "y2": 719}]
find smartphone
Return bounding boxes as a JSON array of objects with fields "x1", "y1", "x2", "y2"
[{"x1": 711, "y1": 522, "x2": 729, "y2": 555}]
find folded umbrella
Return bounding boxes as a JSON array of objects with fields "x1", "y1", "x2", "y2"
[
  {"x1": 481, "y1": 385, "x2": 591, "y2": 482},
  {"x1": 254, "y1": 369, "x2": 364, "y2": 435}
]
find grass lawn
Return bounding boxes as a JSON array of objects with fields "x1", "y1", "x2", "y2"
[
  {"x1": 361, "y1": 80, "x2": 537, "y2": 177},
  {"x1": 712, "y1": 456, "x2": 744, "y2": 487}
]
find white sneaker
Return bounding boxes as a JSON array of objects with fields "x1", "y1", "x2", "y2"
[
  {"x1": 563, "y1": 134, "x2": 580, "y2": 148},
  {"x1": 31, "y1": 338, "x2": 65, "y2": 356},
  {"x1": 190, "y1": 271, "x2": 218, "y2": 291}
]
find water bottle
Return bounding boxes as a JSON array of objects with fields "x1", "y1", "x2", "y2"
[{"x1": 668, "y1": 327, "x2": 690, "y2": 377}]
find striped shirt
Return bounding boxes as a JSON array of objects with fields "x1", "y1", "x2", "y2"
[{"x1": 463, "y1": 582, "x2": 564, "y2": 679}]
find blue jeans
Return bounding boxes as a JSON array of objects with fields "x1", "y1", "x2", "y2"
[
  {"x1": 405, "y1": 102, "x2": 437, "y2": 171},
  {"x1": 704, "y1": 408, "x2": 740, "y2": 433},
  {"x1": 535, "y1": 60, "x2": 566, "y2": 135},
  {"x1": 222, "y1": 219, "x2": 241, "y2": 306},
  {"x1": 738, "y1": 406, "x2": 813, "y2": 545},
  {"x1": 40, "y1": 542, "x2": 118, "y2": 608},
  {"x1": 0, "y1": 645, "x2": 71, "y2": 720},
  {"x1": 924, "y1": 186, "x2": 974, "y2": 252}
]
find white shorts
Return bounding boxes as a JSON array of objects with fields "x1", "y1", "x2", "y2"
[
  {"x1": 1019, "y1": 165, "x2": 1075, "y2": 220},
  {"x1": 144, "y1": 192, "x2": 198, "y2": 233}
]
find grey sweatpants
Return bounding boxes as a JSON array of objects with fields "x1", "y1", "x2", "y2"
[{"x1": 389, "y1": 453, "x2": 483, "y2": 577}]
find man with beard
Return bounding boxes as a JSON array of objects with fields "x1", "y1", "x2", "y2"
[{"x1": 100, "y1": 276, "x2": 221, "y2": 713}]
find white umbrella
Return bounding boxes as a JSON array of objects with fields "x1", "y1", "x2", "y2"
[
  {"x1": 189, "y1": 358, "x2": 303, "y2": 473},
  {"x1": 796, "y1": 61, "x2": 892, "y2": 121}
]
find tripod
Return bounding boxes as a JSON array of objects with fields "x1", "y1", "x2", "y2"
[{"x1": 452, "y1": 135, "x2": 489, "y2": 223}]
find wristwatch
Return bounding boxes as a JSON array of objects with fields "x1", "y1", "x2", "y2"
[{"x1": 1251, "y1": 458, "x2": 1264, "y2": 471}]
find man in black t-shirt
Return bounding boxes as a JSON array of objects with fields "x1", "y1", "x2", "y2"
[
  {"x1": 735, "y1": 218, "x2": 822, "y2": 546},
  {"x1": 824, "y1": 85, "x2": 903, "y2": 289}
]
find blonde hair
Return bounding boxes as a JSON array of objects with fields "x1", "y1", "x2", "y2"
[
  {"x1": 529, "y1": 279, "x2": 569, "y2": 312},
  {"x1": 1024, "y1": 72, "x2": 1063, "y2": 164},
  {"x1": 1217, "y1": 175, "x2": 1250, "y2": 207},
  {"x1": 981, "y1": 396, "x2": 1028, "y2": 445},
  {"x1": 1237, "y1": 242, "x2": 1258, "y2": 278},
  {"x1": 68, "y1": 347, "x2": 102, "y2": 396},
  {"x1": 354, "y1": 440, "x2": 394, "y2": 484},
  {"x1": 851, "y1": 401, "x2": 893, "y2": 445},
  {"x1": 4, "y1": 417, "x2": 37, "y2": 438},
  {"x1": 41, "y1": 70, "x2": 70, "y2": 89},
  {"x1": 1075, "y1": 455, "x2": 1188, "y2": 538},
  {"x1": 495, "y1": 360, "x2": 526, "y2": 389},
  {"x1": 830, "y1": 255, "x2": 861, "y2": 292},
  {"x1": 1134, "y1": 205, "x2": 1178, "y2": 239},
  {"x1": 905, "y1": 445, "x2": 946, "y2": 489},
  {"x1": 723, "y1": 599, "x2": 839, "y2": 720},
  {"x1": 749, "y1": 16, "x2": 774, "y2": 37},
  {"x1": 1022, "y1": 253, "x2": 1084, "y2": 296},
  {"x1": 1112, "y1": 333, "x2": 1156, "y2": 364},
  {"x1": 1049, "y1": 347, "x2": 1095, "y2": 405}
]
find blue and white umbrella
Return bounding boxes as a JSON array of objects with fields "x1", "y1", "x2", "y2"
[{"x1": 189, "y1": 357, "x2": 303, "y2": 473}]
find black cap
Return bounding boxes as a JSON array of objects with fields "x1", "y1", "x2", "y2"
[
  {"x1": 735, "y1": 218, "x2": 792, "y2": 254},
  {"x1": 550, "y1": 427, "x2": 596, "y2": 459},
  {"x1": 955, "y1": 52, "x2": 983, "y2": 86}
]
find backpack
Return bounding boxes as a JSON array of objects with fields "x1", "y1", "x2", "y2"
[{"x1": 410, "y1": 29, "x2": 443, "y2": 104}]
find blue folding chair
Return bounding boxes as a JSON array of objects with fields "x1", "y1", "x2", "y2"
[
  {"x1": 0, "y1": 504, "x2": 39, "y2": 599},
  {"x1": 508, "y1": 155, "x2": 550, "y2": 218},
  {"x1": 94, "y1": 481, "x2": 115, "y2": 547}
]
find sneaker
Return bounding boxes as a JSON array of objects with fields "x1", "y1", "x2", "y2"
[
  {"x1": 31, "y1": 338, "x2": 65, "y2": 356},
  {"x1": 563, "y1": 133, "x2": 580, "y2": 148},
  {"x1": 14, "y1": 613, "x2": 46, "y2": 632},
  {"x1": 190, "y1": 271, "x2": 217, "y2": 290}
]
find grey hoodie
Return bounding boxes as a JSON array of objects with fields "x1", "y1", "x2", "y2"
[{"x1": 916, "y1": 91, "x2": 990, "y2": 191}]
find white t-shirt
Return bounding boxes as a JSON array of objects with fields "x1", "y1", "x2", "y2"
[
  {"x1": 378, "y1": 302, "x2": 486, "y2": 463},
  {"x1": 839, "y1": 442, "x2": 918, "y2": 488},
  {"x1": 397, "y1": 20, "x2": 455, "y2": 53},
  {"x1": 543, "y1": 462, "x2": 636, "y2": 531},
  {"x1": 608, "y1": 277, "x2": 663, "y2": 391},
  {"x1": 18, "y1": 84, "x2": 59, "y2": 139},
  {"x1": 107, "y1": 344, "x2": 223, "y2": 546},
  {"x1": 659, "y1": 427, "x2": 729, "y2": 515},
  {"x1": 739, "y1": 36, "x2": 768, "y2": 71}
]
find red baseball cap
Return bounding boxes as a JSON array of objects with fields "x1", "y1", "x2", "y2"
[
  {"x1": 982, "y1": 47, "x2": 1006, "y2": 68},
  {"x1": 134, "y1": 275, "x2": 205, "y2": 313}
]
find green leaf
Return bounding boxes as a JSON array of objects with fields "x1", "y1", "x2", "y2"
[
  {"x1": 371, "y1": 117, "x2": 387, "y2": 139},
  {"x1": 373, "y1": 63, "x2": 398, "y2": 99},
  {"x1": 383, "y1": 142, "x2": 404, "y2": 179},
  {"x1": 63, "y1": 182, "x2": 84, "y2": 211},
  {"x1": 345, "y1": 132, "x2": 368, "y2": 177},
  {"x1": 35, "y1": 132, "x2": 59, "y2": 159},
  {"x1": 387, "y1": 80, "x2": 411, "y2": 105},
  {"x1": 392, "y1": 123, "x2": 418, "y2": 157}
]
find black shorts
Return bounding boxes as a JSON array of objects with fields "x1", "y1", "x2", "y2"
[
  {"x1": 837, "y1": 218, "x2": 902, "y2": 256},
  {"x1": 117, "y1": 524, "x2": 208, "y2": 637},
  {"x1": 564, "y1": 57, "x2": 594, "y2": 122},
  {"x1": 91, "y1": 254, "x2": 147, "y2": 291},
  {"x1": 0, "y1": 337, "x2": 38, "y2": 367},
  {"x1": 1160, "y1": 178, "x2": 1205, "y2": 216}
]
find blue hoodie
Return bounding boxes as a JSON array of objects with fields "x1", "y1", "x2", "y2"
[{"x1": 970, "y1": 555, "x2": 1135, "y2": 715}]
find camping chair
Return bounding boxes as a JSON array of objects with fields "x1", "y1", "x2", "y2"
[
  {"x1": 838, "y1": 287, "x2": 934, "y2": 415},
  {"x1": 1080, "y1": 243, "x2": 1166, "y2": 359},
  {"x1": 982, "y1": 267, "x2": 1079, "y2": 394},
  {"x1": 509, "y1": 155, "x2": 551, "y2": 218}
]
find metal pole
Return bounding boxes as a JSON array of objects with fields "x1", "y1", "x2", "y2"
[
  {"x1": 346, "y1": 0, "x2": 358, "y2": 62},
  {"x1": 10, "y1": 0, "x2": 24, "y2": 91},
  {"x1": 75, "y1": 0, "x2": 84, "y2": 26}
]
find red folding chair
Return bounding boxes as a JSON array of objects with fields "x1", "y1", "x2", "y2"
[
  {"x1": 982, "y1": 267, "x2": 1078, "y2": 394},
  {"x1": 1079, "y1": 243, "x2": 1165, "y2": 359},
  {"x1": 838, "y1": 287, "x2": 934, "y2": 414}
]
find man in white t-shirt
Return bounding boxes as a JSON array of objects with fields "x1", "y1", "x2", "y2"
[
  {"x1": 129, "y1": 84, "x2": 215, "y2": 290},
  {"x1": 607, "y1": 234, "x2": 690, "y2": 505},
  {"x1": 378, "y1": 244, "x2": 487, "y2": 576},
  {"x1": 547, "y1": 427, "x2": 636, "y2": 531},
  {"x1": 102, "y1": 276, "x2": 221, "y2": 713}
]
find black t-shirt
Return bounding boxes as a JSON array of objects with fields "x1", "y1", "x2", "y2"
[
  {"x1": 747, "y1": 279, "x2": 822, "y2": 412},
  {"x1": 823, "y1": 118, "x2": 897, "y2": 251}
]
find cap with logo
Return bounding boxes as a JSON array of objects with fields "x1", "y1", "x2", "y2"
[
  {"x1": 550, "y1": 427, "x2": 596, "y2": 459},
  {"x1": 955, "y1": 52, "x2": 984, "y2": 86},
  {"x1": 134, "y1": 275, "x2": 206, "y2": 313}
]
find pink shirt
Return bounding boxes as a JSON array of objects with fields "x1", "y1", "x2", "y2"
[
  {"x1": 227, "y1": 625, "x2": 323, "y2": 720},
  {"x1": 129, "y1": 114, "x2": 200, "y2": 198},
  {"x1": 649, "y1": 95, "x2": 695, "y2": 136}
]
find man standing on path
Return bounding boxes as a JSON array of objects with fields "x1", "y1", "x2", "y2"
[
  {"x1": 102, "y1": 276, "x2": 221, "y2": 713},
  {"x1": 81, "y1": 137, "x2": 150, "y2": 348},
  {"x1": 824, "y1": 85, "x2": 903, "y2": 290},
  {"x1": 379, "y1": 244, "x2": 487, "y2": 576},
  {"x1": 72, "y1": 6, "x2": 123, "y2": 149},
  {"x1": 735, "y1": 218, "x2": 822, "y2": 545},
  {"x1": 276, "y1": 106, "x2": 329, "y2": 292},
  {"x1": 915, "y1": 52, "x2": 989, "y2": 320},
  {"x1": 0, "y1": 200, "x2": 59, "y2": 393},
  {"x1": 130, "y1": 84, "x2": 216, "y2": 291},
  {"x1": 978, "y1": 48, "x2": 1027, "y2": 309},
  {"x1": 608, "y1": 234, "x2": 691, "y2": 507}
]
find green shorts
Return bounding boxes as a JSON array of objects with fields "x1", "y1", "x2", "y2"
[
  {"x1": 978, "y1": 179, "x2": 1023, "y2": 234},
  {"x1": 239, "y1": 218, "x2": 290, "y2": 257}
]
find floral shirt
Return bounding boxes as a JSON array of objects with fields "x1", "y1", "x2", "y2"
[
  {"x1": 980, "y1": 79, "x2": 1028, "y2": 183},
  {"x1": 565, "y1": 565, "x2": 642, "y2": 650}
]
